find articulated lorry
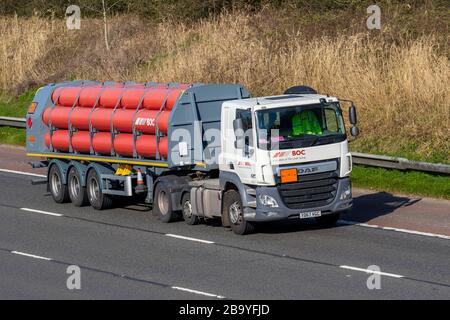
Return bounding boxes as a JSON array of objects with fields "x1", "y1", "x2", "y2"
[{"x1": 26, "y1": 81, "x2": 359, "y2": 235}]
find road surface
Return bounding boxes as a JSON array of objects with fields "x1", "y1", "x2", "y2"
[{"x1": 0, "y1": 145, "x2": 449, "y2": 299}]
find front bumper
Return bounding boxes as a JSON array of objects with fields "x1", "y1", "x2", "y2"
[{"x1": 244, "y1": 177, "x2": 352, "y2": 222}]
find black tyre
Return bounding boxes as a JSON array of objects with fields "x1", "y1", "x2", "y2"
[
  {"x1": 223, "y1": 190, "x2": 255, "y2": 235},
  {"x1": 181, "y1": 192, "x2": 199, "y2": 225},
  {"x1": 315, "y1": 212, "x2": 341, "y2": 226},
  {"x1": 86, "y1": 169, "x2": 113, "y2": 210},
  {"x1": 68, "y1": 167, "x2": 88, "y2": 207},
  {"x1": 48, "y1": 164, "x2": 70, "y2": 204},
  {"x1": 154, "y1": 182, "x2": 178, "y2": 223}
]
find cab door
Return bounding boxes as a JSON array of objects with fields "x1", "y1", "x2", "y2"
[{"x1": 232, "y1": 108, "x2": 258, "y2": 184}]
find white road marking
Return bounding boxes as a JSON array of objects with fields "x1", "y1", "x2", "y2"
[
  {"x1": 339, "y1": 220, "x2": 450, "y2": 240},
  {"x1": 11, "y1": 251, "x2": 52, "y2": 261},
  {"x1": 166, "y1": 234, "x2": 214, "y2": 244},
  {"x1": 0, "y1": 168, "x2": 46, "y2": 178},
  {"x1": 340, "y1": 265, "x2": 403, "y2": 278},
  {"x1": 171, "y1": 286, "x2": 225, "y2": 299},
  {"x1": 20, "y1": 208, "x2": 63, "y2": 217}
]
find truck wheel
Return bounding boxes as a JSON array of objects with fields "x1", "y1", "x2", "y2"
[
  {"x1": 154, "y1": 182, "x2": 178, "y2": 223},
  {"x1": 48, "y1": 164, "x2": 70, "y2": 203},
  {"x1": 86, "y1": 169, "x2": 113, "y2": 210},
  {"x1": 181, "y1": 193, "x2": 199, "y2": 225},
  {"x1": 68, "y1": 167, "x2": 88, "y2": 207},
  {"x1": 223, "y1": 190, "x2": 255, "y2": 235},
  {"x1": 315, "y1": 212, "x2": 341, "y2": 226}
]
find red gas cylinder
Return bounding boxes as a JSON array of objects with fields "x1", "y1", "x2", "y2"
[
  {"x1": 121, "y1": 89, "x2": 146, "y2": 109},
  {"x1": 79, "y1": 86, "x2": 103, "y2": 107},
  {"x1": 157, "y1": 136, "x2": 169, "y2": 158},
  {"x1": 70, "y1": 107, "x2": 92, "y2": 130},
  {"x1": 136, "y1": 135, "x2": 158, "y2": 158},
  {"x1": 143, "y1": 88, "x2": 183, "y2": 110},
  {"x1": 71, "y1": 131, "x2": 91, "y2": 153},
  {"x1": 92, "y1": 132, "x2": 112, "y2": 155},
  {"x1": 51, "y1": 87, "x2": 62, "y2": 104},
  {"x1": 113, "y1": 134, "x2": 138, "y2": 156},
  {"x1": 99, "y1": 88, "x2": 123, "y2": 108},
  {"x1": 113, "y1": 109, "x2": 170, "y2": 134},
  {"x1": 44, "y1": 130, "x2": 70, "y2": 152},
  {"x1": 114, "y1": 134, "x2": 167, "y2": 158},
  {"x1": 91, "y1": 108, "x2": 114, "y2": 131},
  {"x1": 52, "y1": 87, "x2": 82, "y2": 107},
  {"x1": 135, "y1": 109, "x2": 170, "y2": 133},
  {"x1": 42, "y1": 106, "x2": 71, "y2": 129}
]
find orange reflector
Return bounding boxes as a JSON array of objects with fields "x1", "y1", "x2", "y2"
[
  {"x1": 28, "y1": 135, "x2": 36, "y2": 142},
  {"x1": 27, "y1": 102, "x2": 37, "y2": 114},
  {"x1": 280, "y1": 168, "x2": 297, "y2": 183}
]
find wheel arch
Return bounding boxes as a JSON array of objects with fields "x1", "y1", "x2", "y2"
[
  {"x1": 85, "y1": 162, "x2": 115, "y2": 190},
  {"x1": 67, "y1": 161, "x2": 89, "y2": 187},
  {"x1": 153, "y1": 175, "x2": 191, "y2": 212},
  {"x1": 48, "y1": 159, "x2": 70, "y2": 185}
]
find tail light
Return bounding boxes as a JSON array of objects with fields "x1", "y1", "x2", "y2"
[{"x1": 27, "y1": 117, "x2": 33, "y2": 128}]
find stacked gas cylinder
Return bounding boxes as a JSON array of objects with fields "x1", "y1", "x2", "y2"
[{"x1": 43, "y1": 83, "x2": 189, "y2": 159}]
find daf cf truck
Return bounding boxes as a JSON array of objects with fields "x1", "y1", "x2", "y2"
[{"x1": 26, "y1": 82, "x2": 359, "y2": 234}]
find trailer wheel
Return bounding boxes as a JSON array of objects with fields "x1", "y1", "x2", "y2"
[
  {"x1": 315, "y1": 212, "x2": 341, "y2": 226},
  {"x1": 48, "y1": 164, "x2": 70, "y2": 204},
  {"x1": 223, "y1": 190, "x2": 255, "y2": 235},
  {"x1": 86, "y1": 169, "x2": 113, "y2": 210},
  {"x1": 154, "y1": 182, "x2": 178, "y2": 223},
  {"x1": 68, "y1": 167, "x2": 88, "y2": 207},
  {"x1": 181, "y1": 193, "x2": 199, "y2": 225}
]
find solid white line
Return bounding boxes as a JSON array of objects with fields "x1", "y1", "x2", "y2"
[
  {"x1": 166, "y1": 234, "x2": 214, "y2": 244},
  {"x1": 340, "y1": 265, "x2": 403, "y2": 278},
  {"x1": 172, "y1": 286, "x2": 225, "y2": 299},
  {"x1": 20, "y1": 208, "x2": 63, "y2": 217},
  {"x1": 11, "y1": 251, "x2": 52, "y2": 261},
  {"x1": 338, "y1": 220, "x2": 450, "y2": 240},
  {"x1": 0, "y1": 168, "x2": 46, "y2": 178}
]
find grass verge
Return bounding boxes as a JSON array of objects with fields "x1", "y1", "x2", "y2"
[
  {"x1": 352, "y1": 165, "x2": 450, "y2": 200},
  {"x1": 0, "y1": 127, "x2": 25, "y2": 146},
  {"x1": 0, "y1": 89, "x2": 36, "y2": 117}
]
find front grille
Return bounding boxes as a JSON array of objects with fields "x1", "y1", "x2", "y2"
[{"x1": 277, "y1": 171, "x2": 338, "y2": 209}]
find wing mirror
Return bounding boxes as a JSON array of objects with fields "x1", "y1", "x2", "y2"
[{"x1": 349, "y1": 104, "x2": 359, "y2": 137}]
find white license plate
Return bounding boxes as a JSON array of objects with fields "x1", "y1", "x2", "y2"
[{"x1": 299, "y1": 211, "x2": 322, "y2": 219}]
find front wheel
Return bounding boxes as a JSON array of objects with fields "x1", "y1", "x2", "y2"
[
  {"x1": 223, "y1": 190, "x2": 255, "y2": 235},
  {"x1": 181, "y1": 193, "x2": 199, "y2": 225},
  {"x1": 315, "y1": 212, "x2": 341, "y2": 226}
]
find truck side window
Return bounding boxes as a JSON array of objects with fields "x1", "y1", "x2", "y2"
[
  {"x1": 236, "y1": 109, "x2": 253, "y2": 149},
  {"x1": 324, "y1": 108, "x2": 340, "y2": 133}
]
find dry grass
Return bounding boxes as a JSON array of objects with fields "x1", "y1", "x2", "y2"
[{"x1": 0, "y1": 10, "x2": 448, "y2": 162}]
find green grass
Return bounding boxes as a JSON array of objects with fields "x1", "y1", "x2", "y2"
[
  {"x1": 352, "y1": 165, "x2": 450, "y2": 199},
  {"x1": 350, "y1": 138, "x2": 450, "y2": 165},
  {"x1": 0, "y1": 89, "x2": 36, "y2": 118},
  {"x1": 0, "y1": 127, "x2": 25, "y2": 146},
  {"x1": 0, "y1": 89, "x2": 36, "y2": 145}
]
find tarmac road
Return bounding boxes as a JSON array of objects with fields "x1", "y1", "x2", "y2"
[{"x1": 0, "y1": 168, "x2": 449, "y2": 299}]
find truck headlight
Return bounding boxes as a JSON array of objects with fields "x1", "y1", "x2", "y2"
[
  {"x1": 259, "y1": 194, "x2": 279, "y2": 208},
  {"x1": 340, "y1": 184, "x2": 352, "y2": 200}
]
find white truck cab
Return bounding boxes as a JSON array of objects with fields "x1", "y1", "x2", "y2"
[{"x1": 215, "y1": 89, "x2": 358, "y2": 234}]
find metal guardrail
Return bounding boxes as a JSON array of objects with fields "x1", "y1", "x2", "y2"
[
  {"x1": 351, "y1": 152, "x2": 450, "y2": 175},
  {"x1": 0, "y1": 116, "x2": 448, "y2": 175},
  {"x1": 0, "y1": 116, "x2": 26, "y2": 128}
]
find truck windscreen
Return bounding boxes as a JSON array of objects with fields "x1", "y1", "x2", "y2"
[{"x1": 256, "y1": 103, "x2": 346, "y2": 150}]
